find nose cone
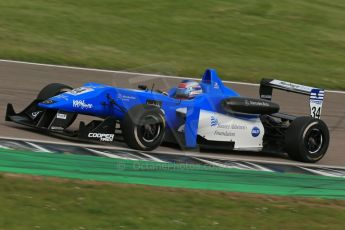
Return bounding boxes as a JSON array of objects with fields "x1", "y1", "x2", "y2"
[
  {"x1": 38, "y1": 92, "x2": 98, "y2": 114},
  {"x1": 38, "y1": 83, "x2": 113, "y2": 115},
  {"x1": 38, "y1": 85, "x2": 98, "y2": 111},
  {"x1": 38, "y1": 92, "x2": 78, "y2": 111}
]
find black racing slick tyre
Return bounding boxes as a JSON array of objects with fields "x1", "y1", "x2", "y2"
[
  {"x1": 285, "y1": 116, "x2": 329, "y2": 163},
  {"x1": 37, "y1": 83, "x2": 76, "y2": 128},
  {"x1": 37, "y1": 83, "x2": 73, "y2": 101},
  {"x1": 121, "y1": 105, "x2": 166, "y2": 151}
]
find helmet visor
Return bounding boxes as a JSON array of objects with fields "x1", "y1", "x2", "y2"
[{"x1": 175, "y1": 87, "x2": 191, "y2": 99}]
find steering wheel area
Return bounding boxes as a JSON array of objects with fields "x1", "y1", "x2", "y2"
[{"x1": 138, "y1": 84, "x2": 168, "y2": 96}]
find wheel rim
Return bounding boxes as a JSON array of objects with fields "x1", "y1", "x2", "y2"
[
  {"x1": 305, "y1": 128, "x2": 323, "y2": 154},
  {"x1": 139, "y1": 115, "x2": 161, "y2": 143}
]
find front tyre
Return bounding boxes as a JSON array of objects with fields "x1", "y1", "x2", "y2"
[
  {"x1": 37, "y1": 83, "x2": 73, "y2": 101},
  {"x1": 37, "y1": 83, "x2": 77, "y2": 129},
  {"x1": 285, "y1": 116, "x2": 329, "y2": 163},
  {"x1": 121, "y1": 105, "x2": 165, "y2": 151}
]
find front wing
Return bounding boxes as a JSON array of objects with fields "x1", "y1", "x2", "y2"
[{"x1": 5, "y1": 102, "x2": 120, "y2": 144}]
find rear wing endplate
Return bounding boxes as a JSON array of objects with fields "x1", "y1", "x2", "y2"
[{"x1": 260, "y1": 79, "x2": 325, "y2": 119}]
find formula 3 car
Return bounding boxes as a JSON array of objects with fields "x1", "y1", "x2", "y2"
[{"x1": 5, "y1": 69, "x2": 329, "y2": 163}]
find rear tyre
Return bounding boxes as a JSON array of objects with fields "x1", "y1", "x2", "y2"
[
  {"x1": 121, "y1": 105, "x2": 165, "y2": 151},
  {"x1": 285, "y1": 116, "x2": 329, "y2": 163},
  {"x1": 37, "y1": 83, "x2": 73, "y2": 101}
]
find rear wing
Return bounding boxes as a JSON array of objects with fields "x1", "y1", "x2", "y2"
[{"x1": 260, "y1": 79, "x2": 325, "y2": 119}]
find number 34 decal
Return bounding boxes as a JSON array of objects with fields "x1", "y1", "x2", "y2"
[
  {"x1": 311, "y1": 106, "x2": 321, "y2": 119},
  {"x1": 309, "y1": 89, "x2": 324, "y2": 119}
]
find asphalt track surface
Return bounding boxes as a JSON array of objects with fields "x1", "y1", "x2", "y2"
[{"x1": 1, "y1": 60, "x2": 344, "y2": 166}]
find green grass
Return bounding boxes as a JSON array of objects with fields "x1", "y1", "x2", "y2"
[
  {"x1": 0, "y1": 174, "x2": 345, "y2": 230},
  {"x1": 0, "y1": 0, "x2": 345, "y2": 89}
]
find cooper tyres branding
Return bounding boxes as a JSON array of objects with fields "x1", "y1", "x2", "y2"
[{"x1": 88, "y1": 133, "x2": 114, "y2": 142}]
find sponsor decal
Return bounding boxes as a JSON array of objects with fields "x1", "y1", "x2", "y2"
[
  {"x1": 41, "y1": 99, "x2": 55, "y2": 104},
  {"x1": 214, "y1": 130, "x2": 235, "y2": 137},
  {"x1": 214, "y1": 82, "x2": 219, "y2": 89},
  {"x1": 270, "y1": 80, "x2": 314, "y2": 93},
  {"x1": 51, "y1": 126, "x2": 64, "y2": 131},
  {"x1": 117, "y1": 93, "x2": 136, "y2": 101},
  {"x1": 88, "y1": 133, "x2": 114, "y2": 142},
  {"x1": 251, "y1": 127, "x2": 260, "y2": 137},
  {"x1": 310, "y1": 89, "x2": 324, "y2": 101},
  {"x1": 31, "y1": 111, "x2": 41, "y2": 118},
  {"x1": 210, "y1": 116, "x2": 218, "y2": 127},
  {"x1": 210, "y1": 116, "x2": 247, "y2": 130},
  {"x1": 56, "y1": 113, "x2": 67, "y2": 120},
  {"x1": 72, "y1": 100, "x2": 93, "y2": 109},
  {"x1": 310, "y1": 99, "x2": 323, "y2": 106},
  {"x1": 66, "y1": 87, "x2": 94, "y2": 96},
  {"x1": 217, "y1": 124, "x2": 247, "y2": 130},
  {"x1": 260, "y1": 95, "x2": 272, "y2": 100},
  {"x1": 309, "y1": 89, "x2": 324, "y2": 119},
  {"x1": 245, "y1": 100, "x2": 270, "y2": 107}
]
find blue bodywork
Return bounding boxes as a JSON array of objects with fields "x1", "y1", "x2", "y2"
[{"x1": 39, "y1": 69, "x2": 240, "y2": 148}]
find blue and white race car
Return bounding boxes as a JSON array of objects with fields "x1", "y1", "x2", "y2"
[{"x1": 6, "y1": 69, "x2": 329, "y2": 163}]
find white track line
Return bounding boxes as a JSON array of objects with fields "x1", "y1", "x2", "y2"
[
  {"x1": 85, "y1": 148, "x2": 132, "y2": 160},
  {"x1": 1, "y1": 136, "x2": 345, "y2": 170},
  {"x1": 237, "y1": 161, "x2": 273, "y2": 172},
  {"x1": 298, "y1": 167, "x2": 345, "y2": 178},
  {"x1": 0, "y1": 136, "x2": 130, "y2": 151},
  {"x1": 193, "y1": 157, "x2": 272, "y2": 172},
  {"x1": 138, "y1": 152, "x2": 167, "y2": 163},
  {"x1": 25, "y1": 141, "x2": 52, "y2": 153},
  {"x1": 193, "y1": 157, "x2": 242, "y2": 169},
  {"x1": 1, "y1": 59, "x2": 344, "y2": 94},
  {"x1": 0, "y1": 145, "x2": 11, "y2": 150}
]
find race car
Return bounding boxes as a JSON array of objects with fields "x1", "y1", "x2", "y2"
[{"x1": 5, "y1": 69, "x2": 329, "y2": 163}]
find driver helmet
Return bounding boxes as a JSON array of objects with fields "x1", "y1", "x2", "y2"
[{"x1": 175, "y1": 80, "x2": 202, "y2": 99}]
